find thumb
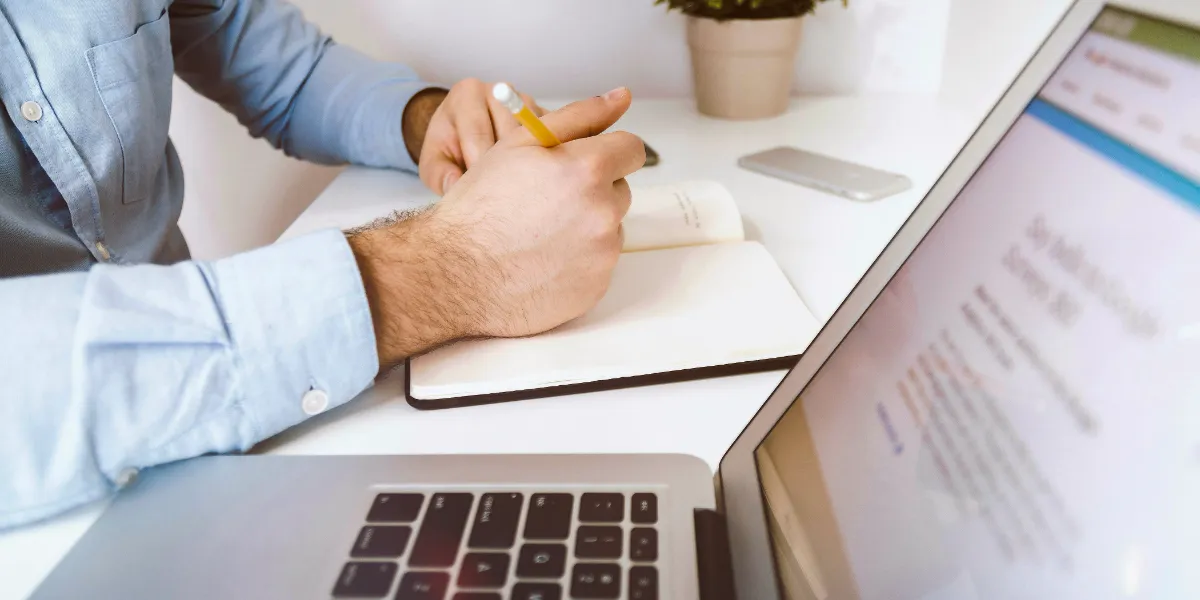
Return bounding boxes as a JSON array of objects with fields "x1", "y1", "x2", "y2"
[{"x1": 531, "y1": 87, "x2": 632, "y2": 145}]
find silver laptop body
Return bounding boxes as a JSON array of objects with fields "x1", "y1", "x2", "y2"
[{"x1": 32, "y1": 1, "x2": 1200, "y2": 597}]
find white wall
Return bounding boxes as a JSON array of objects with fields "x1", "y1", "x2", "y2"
[{"x1": 173, "y1": 0, "x2": 1070, "y2": 260}]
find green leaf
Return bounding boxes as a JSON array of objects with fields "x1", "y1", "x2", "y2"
[{"x1": 655, "y1": 0, "x2": 846, "y2": 20}]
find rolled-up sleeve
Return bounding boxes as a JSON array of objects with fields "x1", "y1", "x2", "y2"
[
  {"x1": 0, "y1": 230, "x2": 379, "y2": 529},
  {"x1": 169, "y1": 0, "x2": 434, "y2": 171}
]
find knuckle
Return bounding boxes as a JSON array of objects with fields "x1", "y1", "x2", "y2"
[
  {"x1": 614, "y1": 131, "x2": 647, "y2": 159},
  {"x1": 459, "y1": 119, "x2": 495, "y2": 143},
  {"x1": 465, "y1": 124, "x2": 493, "y2": 141},
  {"x1": 548, "y1": 153, "x2": 574, "y2": 179},
  {"x1": 575, "y1": 153, "x2": 608, "y2": 181},
  {"x1": 583, "y1": 216, "x2": 606, "y2": 241},
  {"x1": 615, "y1": 199, "x2": 632, "y2": 220},
  {"x1": 616, "y1": 180, "x2": 633, "y2": 202},
  {"x1": 493, "y1": 135, "x2": 520, "y2": 151},
  {"x1": 588, "y1": 208, "x2": 619, "y2": 241},
  {"x1": 633, "y1": 141, "x2": 648, "y2": 165},
  {"x1": 456, "y1": 77, "x2": 484, "y2": 90},
  {"x1": 607, "y1": 236, "x2": 623, "y2": 263},
  {"x1": 592, "y1": 278, "x2": 613, "y2": 304}
]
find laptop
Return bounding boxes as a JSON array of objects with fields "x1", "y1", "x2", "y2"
[{"x1": 32, "y1": 1, "x2": 1200, "y2": 597}]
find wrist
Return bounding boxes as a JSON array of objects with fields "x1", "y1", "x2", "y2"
[
  {"x1": 346, "y1": 212, "x2": 476, "y2": 368},
  {"x1": 402, "y1": 87, "x2": 450, "y2": 164}
]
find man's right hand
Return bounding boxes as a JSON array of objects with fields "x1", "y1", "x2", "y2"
[{"x1": 348, "y1": 88, "x2": 645, "y2": 368}]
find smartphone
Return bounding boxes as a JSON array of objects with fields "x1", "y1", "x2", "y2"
[{"x1": 738, "y1": 146, "x2": 912, "y2": 202}]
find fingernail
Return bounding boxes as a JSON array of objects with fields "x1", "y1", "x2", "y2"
[
  {"x1": 603, "y1": 87, "x2": 627, "y2": 101},
  {"x1": 442, "y1": 172, "x2": 459, "y2": 193}
]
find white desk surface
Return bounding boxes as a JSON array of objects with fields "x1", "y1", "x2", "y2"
[{"x1": 0, "y1": 94, "x2": 980, "y2": 598}]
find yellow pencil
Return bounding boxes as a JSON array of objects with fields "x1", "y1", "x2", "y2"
[{"x1": 493, "y1": 83, "x2": 561, "y2": 148}]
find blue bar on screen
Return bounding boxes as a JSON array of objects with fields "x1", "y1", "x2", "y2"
[{"x1": 1026, "y1": 98, "x2": 1200, "y2": 212}]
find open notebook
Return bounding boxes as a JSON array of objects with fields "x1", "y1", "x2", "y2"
[{"x1": 408, "y1": 181, "x2": 821, "y2": 408}]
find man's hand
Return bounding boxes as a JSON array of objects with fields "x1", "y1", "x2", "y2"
[
  {"x1": 404, "y1": 79, "x2": 545, "y2": 196},
  {"x1": 352, "y1": 88, "x2": 644, "y2": 368}
]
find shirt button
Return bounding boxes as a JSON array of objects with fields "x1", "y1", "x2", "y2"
[
  {"x1": 95, "y1": 242, "x2": 111, "y2": 262},
  {"x1": 114, "y1": 467, "x2": 139, "y2": 488},
  {"x1": 20, "y1": 100, "x2": 42, "y2": 122},
  {"x1": 301, "y1": 389, "x2": 330, "y2": 415}
]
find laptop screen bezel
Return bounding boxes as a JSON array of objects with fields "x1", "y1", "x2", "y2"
[{"x1": 713, "y1": 1, "x2": 1200, "y2": 597}]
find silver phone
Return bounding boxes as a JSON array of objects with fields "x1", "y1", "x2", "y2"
[{"x1": 738, "y1": 146, "x2": 912, "y2": 202}]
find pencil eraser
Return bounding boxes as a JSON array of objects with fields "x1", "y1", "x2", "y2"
[{"x1": 492, "y1": 83, "x2": 521, "y2": 112}]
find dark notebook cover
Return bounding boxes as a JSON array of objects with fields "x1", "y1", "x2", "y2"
[{"x1": 403, "y1": 354, "x2": 801, "y2": 410}]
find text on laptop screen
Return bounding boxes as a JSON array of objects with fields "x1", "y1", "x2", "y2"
[{"x1": 756, "y1": 7, "x2": 1199, "y2": 599}]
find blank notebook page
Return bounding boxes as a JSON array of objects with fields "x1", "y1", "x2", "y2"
[{"x1": 409, "y1": 241, "x2": 820, "y2": 400}]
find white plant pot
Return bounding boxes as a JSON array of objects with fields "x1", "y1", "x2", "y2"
[{"x1": 686, "y1": 16, "x2": 804, "y2": 120}]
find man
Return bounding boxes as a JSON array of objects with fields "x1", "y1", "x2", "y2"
[{"x1": 0, "y1": 0, "x2": 644, "y2": 529}]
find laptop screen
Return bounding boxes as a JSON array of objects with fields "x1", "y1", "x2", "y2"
[{"x1": 755, "y1": 7, "x2": 1199, "y2": 599}]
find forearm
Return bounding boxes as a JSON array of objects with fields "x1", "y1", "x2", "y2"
[
  {"x1": 347, "y1": 210, "x2": 478, "y2": 366},
  {"x1": 283, "y1": 43, "x2": 438, "y2": 170},
  {"x1": 171, "y1": 0, "x2": 440, "y2": 171},
  {"x1": 0, "y1": 230, "x2": 378, "y2": 529}
]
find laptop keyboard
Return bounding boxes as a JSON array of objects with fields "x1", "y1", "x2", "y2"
[{"x1": 333, "y1": 491, "x2": 660, "y2": 599}]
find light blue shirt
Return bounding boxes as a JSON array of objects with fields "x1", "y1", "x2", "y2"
[{"x1": 0, "y1": 0, "x2": 433, "y2": 529}]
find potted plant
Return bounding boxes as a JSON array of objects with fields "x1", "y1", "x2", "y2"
[{"x1": 658, "y1": 0, "x2": 845, "y2": 119}]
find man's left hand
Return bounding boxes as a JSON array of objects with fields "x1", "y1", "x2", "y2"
[{"x1": 402, "y1": 78, "x2": 544, "y2": 196}]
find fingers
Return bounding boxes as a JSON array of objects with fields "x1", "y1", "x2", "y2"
[
  {"x1": 489, "y1": 82, "x2": 523, "y2": 137},
  {"x1": 421, "y1": 152, "x2": 464, "y2": 196},
  {"x1": 612, "y1": 178, "x2": 633, "y2": 222},
  {"x1": 520, "y1": 92, "x2": 546, "y2": 117},
  {"x1": 419, "y1": 126, "x2": 465, "y2": 196},
  {"x1": 449, "y1": 80, "x2": 497, "y2": 168},
  {"x1": 454, "y1": 111, "x2": 494, "y2": 169},
  {"x1": 566, "y1": 130, "x2": 647, "y2": 182},
  {"x1": 528, "y1": 87, "x2": 632, "y2": 146},
  {"x1": 447, "y1": 79, "x2": 542, "y2": 168}
]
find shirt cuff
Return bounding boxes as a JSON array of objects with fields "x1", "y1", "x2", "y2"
[{"x1": 206, "y1": 229, "x2": 379, "y2": 442}]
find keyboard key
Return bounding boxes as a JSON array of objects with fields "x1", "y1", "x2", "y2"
[
  {"x1": 367, "y1": 493, "x2": 424, "y2": 523},
  {"x1": 570, "y1": 563, "x2": 621, "y2": 599},
  {"x1": 629, "y1": 566, "x2": 658, "y2": 600},
  {"x1": 523, "y1": 493, "x2": 573, "y2": 540},
  {"x1": 457, "y1": 553, "x2": 510, "y2": 588},
  {"x1": 409, "y1": 493, "x2": 474, "y2": 567},
  {"x1": 468, "y1": 493, "x2": 523, "y2": 549},
  {"x1": 453, "y1": 594, "x2": 500, "y2": 600},
  {"x1": 516, "y1": 543, "x2": 567, "y2": 578},
  {"x1": 350, "y1": 525, "x2": 412, "y2": 558},
  {"x1": 395, "y1": 571, "x2": 449, "y2": 600},
  {"x1": 510, "y1": 583, "x2": 562, "y2": 600},
  {"x1": 331, "y1": 561, "x2": 397, "y2": 598},
  {"x1": 630, "y1": 528, "x2": 657, "y2": 562},
  {"x1": 631, "y1": 493, "x2": 658, "y2": 524},
  {"x1": 574, "y1": 526, "x2": 622, "y2": 559},
  {"x1": 579, "y1": 493, "x2": 624, "y2": 523}
]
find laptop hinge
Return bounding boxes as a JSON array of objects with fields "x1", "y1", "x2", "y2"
[{"x1": 694, "y1": 508, "x2": 737, "y2": 600}]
